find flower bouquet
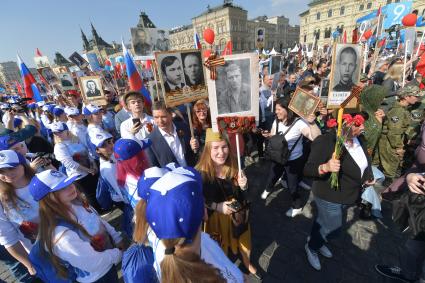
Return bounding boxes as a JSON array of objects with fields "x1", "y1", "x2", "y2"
[{"x1": 326, "y1": 113, "x2": 365, "y2": 190}]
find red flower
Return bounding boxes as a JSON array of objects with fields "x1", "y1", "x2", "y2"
[
  {"x1": 90, "y1": 234, "x2": 106, "y2": 252},
  {"x1": 326, "y1": 118, "x2": 338, "y2": 128},
  {"x1": 342, "y1": 114, "x2": 353, "y2": 124},
  {"x1": 353, "y1": 115, "x2": 365, "y2": 126},
  {"x1": 146, "y1": 122, "x2": 153, "y2": 133}
]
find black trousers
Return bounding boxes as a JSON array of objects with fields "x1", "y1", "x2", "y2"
[
  {"x1": 401, "y1": 238, "x2": 425, "y2": 281},
  {"x1": 265, "y1": 156, "x2": 304, "y2": 208}
]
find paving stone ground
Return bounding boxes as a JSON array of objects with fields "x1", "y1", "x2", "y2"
[{"x1": 1, "y1": 183, "x2": 407, "y2": 283}]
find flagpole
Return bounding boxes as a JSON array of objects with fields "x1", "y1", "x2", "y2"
[
  {"x1": 363, "y1": 42, "x2": 368, "y2": 73},
  {"x1": 416, "y1": 32, "x2": 425, "y2": 57},
  {"x1": 402, "y1": 39, "x2": 410, "y2": 87}
]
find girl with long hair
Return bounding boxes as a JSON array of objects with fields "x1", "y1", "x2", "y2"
[
  {"x1": 114, "y1": 138, "x2": 152, "y2": 208},
  {"x1": 0, "y1": 150, "x2": 37, "y2": 280},
  {"x1": 196, "y1": 129, "x2": 261, "y2": 280},
  {"x1": 52, "y1": 121, "x2": 101, "y2": 211},
  {"x1": 192, "y1": 100, "x2": 211, "y2": 153},
  {"x1": 29, "y1": 169, "x2": 123, "y2": 282},
  {"x1": 260, "y1": 98, "x2": 321, "y2": 217}
]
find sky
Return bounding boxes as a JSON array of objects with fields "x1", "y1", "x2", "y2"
[{"x1": 0, "y1": 0, "x2": 309, "y2": 67}]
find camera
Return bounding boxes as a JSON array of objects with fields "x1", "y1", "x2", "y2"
[
  {"x1": 26, "y1": 152, "x2": 55, "y2": 162},
  {"x1": 226, "y1": 201, "x2": 242, "y2": 212}
]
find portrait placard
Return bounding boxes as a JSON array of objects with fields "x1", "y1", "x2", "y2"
[
  {"x1": 33, "y1": 56, "x2": 50, "y2": 69},
  {"x1": 78, "y1": 76, "x2": 106, "y2": 105},
  {"x1": 206, "y1": 53, "x2": 259, "y2": 132},
  {"x1": 52, "y1": 66, "x2": 68, "y2": 75},
  {"x1": 69, "y1": 52, "x2": 89, "y2": 69},
  {"x1": 288, "y1": 88, "x2": 320, "y2": 120},
  {"x1": 58, "y1": 73, "x2": 76, "y2": 91},
  {"x1": 131, "y1": 28, "x2": 170, "y2": 56},
  {"x1": 155, "y1": 49, "x2": 207, "y2": 107},
  {"x1": 269, "y1": 55, "x2": 282, "y2": 75},
  {"x1": 327, "y1": 44, "x2": 362, "y2": 109},
  {"x1": 38, "y1": 67, "x2": 57, "y2": 85}
]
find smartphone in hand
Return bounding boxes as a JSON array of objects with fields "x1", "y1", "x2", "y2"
[{"x1": 132, "y1": 118, "x2": 141, "y2": 126}]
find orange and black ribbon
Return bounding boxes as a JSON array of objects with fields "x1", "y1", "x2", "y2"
[{"x1": 204, "y1": 54, "x2": 225, "y2": 80}]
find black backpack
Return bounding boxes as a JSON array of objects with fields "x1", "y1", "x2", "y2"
[{"x1": 264, "y1": 118, "x2": 302, "y2": 165}]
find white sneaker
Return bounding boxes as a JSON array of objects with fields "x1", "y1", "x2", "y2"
[
  {"x1": 319, "y1": 245, "x2": 333, "y2": 258},
  {"x1": 261, "y1": 190, "x2": 271, "y2": 200},
  {"x1": 299, "y1": 180, "x2": 311, "y2": 190},
  {"x1": 286, "y1": 207, "x2": 303, "y2": 217},
  {"x1": 305, "y1": 244, "x2": 321, "y2": 270}
]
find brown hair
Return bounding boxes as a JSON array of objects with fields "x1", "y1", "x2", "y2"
[
  {"x1": 195, "y1": 138, "x2": 238, "y2": 183},
  {"x1": 192, "y1": 100, "x2": 211, "y2": 133},
  {"x1": 38, "y1": 189, "x2": 92, "y2": 278},
  {"x1": 160, "y1": 237, "x2": 226, "y2": 283},
  {"x1": 384, "y1": 62, "x2": 404, "y2": 82},
  {"x1": 133, "y1": 200, "x2": 149, "y2": 243},
  {"x1": 124, "y1": 91, "x2": 144, "y2": 106},
  {"x1": 0, "y1": 164, "x2": 35, "y2": 212},
  {"x1": 152, "y1": 101, "x2": 172, "y2": 113}
]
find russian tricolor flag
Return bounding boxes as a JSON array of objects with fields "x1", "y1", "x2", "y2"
[
  {"x1": 194, "y1": 32, "x2": 202, "y2": 49},
  {"x1": 17, "y1": 55, "x2": 42, "y2": 102},
  {"x1": 122, "y1": 41, "x2": 151, "y2": 108}
]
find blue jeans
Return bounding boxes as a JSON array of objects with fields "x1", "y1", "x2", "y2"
[
  {"x1": 308, "y1": 196, "x2": 344, "y2": 251},
  {"x1": 0, "y1": 245, "x2": 35, "y2": 283}
]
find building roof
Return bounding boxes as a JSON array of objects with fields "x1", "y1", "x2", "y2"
[
  {"x1": 169, "y1": 24, "x2": 193, "y2": 34},
  {"x1": 299, "y1": 10, "x2": 310, "y2": 17},
  {"x1": 194, "y1": 1, "x2": 246, "y2": 19},
  {"x1": 308, "y1": 0, "x2": 330, "y2": 7}
]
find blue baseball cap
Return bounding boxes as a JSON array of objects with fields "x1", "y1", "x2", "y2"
[
  {"x1": 50, "y1": 122, "x2": 68, "y2": 133},
  {"x1": 13, "y1": 118, "x2": 22, "y2": 129},
  {"x1": 137, "y1": 166, "x2": 171, "y2": 200},
  {"x1": 113, "y1": 138, "x2": 152, "y2": 161},
  {"x1": 29, "y1": 169, "x2": 81, "y2": 201},
  {"x1": 0, "y1": 150, "x2": 27, "y2": 169},
  {"x1": 47, "y1": 104, "x2": 56, "y2": 113},
  {"x1": 52, "y1": 107, "x2": 65, "y2": 117},
  {"x1": 64, "y1": 107, "x2": 80, "y2": 116},
  {"x1": 145, "y1": 165, "x2": 204, "y2": 240},
  {"x1": 27, "y1": 103, "x2": 38, "y2": 110},
  {"x1": 0, "y1": 135, "x2": 21, "y2": 150},
  {"x1": 82, "y1": 104, "x2": 102, "y2": 115}
]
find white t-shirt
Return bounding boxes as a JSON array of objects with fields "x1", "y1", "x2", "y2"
[
  {"x1": 53, "y1": 204, "x2": 122, "y2": 283},
  {"x1": 148, "y1": 230, "x2": 243, "y2": 283},
  {"x1": 123, "y1": 175, "x2": 141, "y2": 208},
  {"x1": 67, "y1": 122, "x2": 88, "y2": 148},
  {"x1": 271, "y1": 119, "x2": 309, "y2": 161},
  {"x1": 54, "y1": 141, "x2": 89, "y2": 179},
  {"x1": 120, "y1": 114, "x2": 154, "y2": 141},
  {"x1": 99, "y1": 156, "x2": 125, "y2": 203},
  {"x1": 0, "y1": 185, "x2": 39, "y2": 251},
  {"x1": 344, "y1": 137, "x2": 368, "y2": 177}
]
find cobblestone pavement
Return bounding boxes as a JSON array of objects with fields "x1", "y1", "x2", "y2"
[{"x1": 1, "y1": 184, "x2": 406, "y2": 283}]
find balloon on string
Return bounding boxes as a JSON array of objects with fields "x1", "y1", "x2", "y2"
[
  {"x1": 203, "y1": 28, "x2": 215, "y2": 45},
  {"x1": 402, "y1": 13, "x2": 417, "y2": 27}
]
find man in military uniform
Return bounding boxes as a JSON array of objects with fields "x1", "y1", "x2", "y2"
[{"x1": 374, "y1": 84, "x2": 424, "y2": 185}]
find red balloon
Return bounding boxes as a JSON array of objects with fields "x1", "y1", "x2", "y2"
[
  {"x1": 402, "y1": 13, "x2": 417, "y2": 27},
  {"x1": 364, "y1": 30, "x2": 372, "y2": 40},
  {"x1": 203, "y1": 28, "x2": 215, "y2": 45}
]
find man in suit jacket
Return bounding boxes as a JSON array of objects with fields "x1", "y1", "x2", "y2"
[
  {"x1": 303, "y1": 117, "x2": 374, "y2": 271},
  {"x1": 146, "y1": 101, "x2": 199, "y2": 167}
]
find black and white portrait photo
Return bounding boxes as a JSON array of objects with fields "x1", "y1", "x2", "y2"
[
  {"x1": 154, "y1": 30, "x2": 170, "y2": 52},
  {"x1": 207, "y1": 53, "x2": 259, "y2": 131},
  {"x1": 289, "y1": 88, "x2": 320, "y2": 120},
  {"x1": 269, "y1": 55, "x2": 282, "y2": 75},
  {"x1": 327, "y1": 44, "x2": 362, "y2": 108},
  {"x1": 182, "y1": 52, "x2": 204, "y2": 87},
  {"x1": 38, "y1": 67, "x2": 57, "y2": 84},
  {"x1": 131, "y1": 28, "x2": 152, "y2": 56},
  {"x1": 58, "y1": 73, "x2": 75, "y2": 91},
  {"x1": 78, "y1": 76, "x2": 106, "y2": 105},
  {"x1": 68, "y1": 52, "x2": 89, "y2": 69},
  {"x1": 331, "y1": 44, "x2": 361, "y2": 92},
  {"x1": 216, "y1": 61, "x2": 251, "y2": 115},
  {"x1": 155, "y1": 50, "x2": 208, "y2": 108},
  {"x1": 33, "y1": 56, "x2": 50, "y2": 69}
]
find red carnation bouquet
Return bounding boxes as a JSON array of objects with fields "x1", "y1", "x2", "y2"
[{"x1": 326, "y1": 114, "x2": 365, "y2": 190}]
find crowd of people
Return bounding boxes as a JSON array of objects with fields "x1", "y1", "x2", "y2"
[{"x1": 0, "y1": 45, "x2": 425, "y2": 283}]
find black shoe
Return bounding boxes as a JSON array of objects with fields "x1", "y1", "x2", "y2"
[{"x1": 375, "y1": 265, "x2": 415, "y2": 283}]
